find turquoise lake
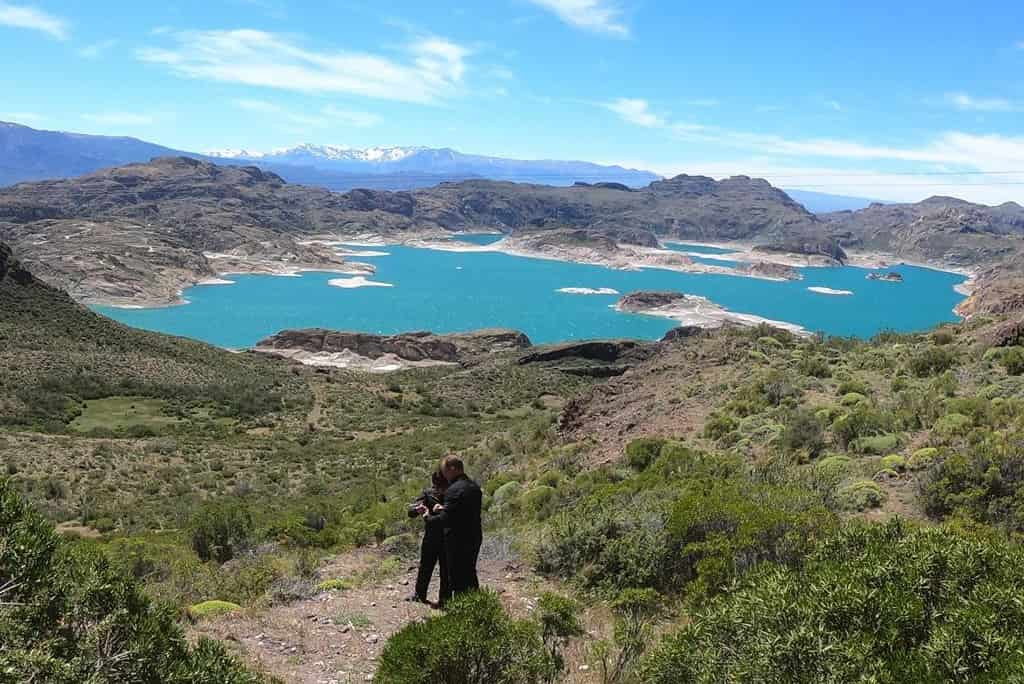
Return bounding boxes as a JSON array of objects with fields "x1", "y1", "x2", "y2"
[{"x1": 95, "y1": 242, "x2": 967, "y2": 349}]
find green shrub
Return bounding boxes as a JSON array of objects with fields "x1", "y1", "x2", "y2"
[
  {"x1": 908, "y1": 447, "x2": 939, "y2": 471},
  {"x1": 0, "y1": 479, "x2": 261, "y2": 683},
  {"x1": 666, "y1": 481, "x2": 835, "y2": 599},
  {"x1": 188, "y1": 600, "x2": 242, "y2": 620},
  {"x1": 932, "y1": 412, "x2": 973, "y2": 439},
  {"x1": 375, "y1": 590, "x2": 557, "y2": 684},
  {"x1": 836, "y1": 480, "x2": 886, "y2": 511},
  {"x1": 797, "y1": 355, "x2": 831, "y2": 379},
  {"x1": 920, "y1": 433, "x2": 1024, "y2": 530},
  {"x1": 702, "y1": 413, "x2": 738, "y2": 441},
  {"x1": 1000, "y1": 347, "x2": 1024, "y2": 375},
  {"x1": 641, "y1": 521, "x2": 1024, "y2": 683},
  {"x1": 879, "y1": 454, "x2": 906, "y2": 472},
  {"x1": 836, "y1": 377, "x2": 870, "y2": 396},
  {"x1": 839, "y1": 392, "x2": 867, "y2": 407},
  {"x1": 520, "y1": 485, "x2": 558, "y2": 520},
  {"x1": 317, "y1": 577, "x2": 355, "y2": 592},
  {"x1": 908, "y1": 346, "x2": 957, "y2": 377},
  {"x1": 189, "y1": 499, "x2": 253, "y2": 563},
  {"x1": 592, "y1": 588, "x2": 662, "y2": 684},
  {"x1": 625, "y1": 438, "x2": 667, "y2": 470},
  {"x1": 851, "y1": 433, "x2": 900, "y2": 455},
  {"x1": 831, "y1": 406, "x2": 893, "y2": 449},
  {"x1": 536, "y1": 592, "x2": 583, "y2": 678},
  {"x1": 778, "y1": 408, "x2": 825, "y2": 457}
]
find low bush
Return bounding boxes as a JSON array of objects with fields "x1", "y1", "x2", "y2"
[
  {"x1": 908, "y1": 345, "x2": 957, "y2": 378},
  {"x1": 0, "y1": 479, "x2": 261, "y2": 683},
  {"x1": 375, "y1": 590, "x2": 557, "y2": 684},
  {"x1": 835, "y1": 480, "x2": 886, "y2": 511},
  {"x1": 189, "y1": 499, "x2": 254, "y2": 563},
  {"x1": 851, "y1": 433, "x2": 900, "y2": 455},
  {"x1": 625, "y1": 438, "x2": 667, "y2": 470},
  {"x1": 641, "y1": 521, "x2": 1024, "y2": 683},
  {"x1": 667, "y1": 481, "x2": 836, "y2": 598},
  {"x1": 1000, "y1": 347, "x2": 1024, "y2": 376},
  {"x1": 188, "y1": 600, "x2": 242, "y2": 620}
]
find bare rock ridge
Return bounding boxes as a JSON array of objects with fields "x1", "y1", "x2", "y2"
[
  {"x1": 616, "y1": 291, "x2": 692, "y2": 312},
  {"x1": 2, "y1": 156, "x2": 1024, "y2": 313},
  {"x1": 255, "y1": 328, "x2": 531, "y2": 364}
]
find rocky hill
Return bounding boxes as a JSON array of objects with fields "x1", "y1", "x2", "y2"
[
  {"x1": 4, "y1": 156, "x2": 1024, "y2": 311},
  {"x1": 823, "y1": 196, "x2": 1024, "y2": 267},
  {"x1": 0, "y1": 158, "x2": 839, "y2": 304}
]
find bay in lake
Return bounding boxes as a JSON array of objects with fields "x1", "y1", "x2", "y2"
[{"x1": 95, "y1": 241, "x2": 967, "y2": 348}]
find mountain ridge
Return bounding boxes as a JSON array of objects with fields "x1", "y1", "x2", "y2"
[{"x1": 1, "y1": 120, "x2": 881, "y2": 210}]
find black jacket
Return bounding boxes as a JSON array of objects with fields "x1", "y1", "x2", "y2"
[
  {"x1": 427, "y1": 475, "x2": 482, "y2": 541},
  {"x1": 409, "y1": 488, "x2": 446, "y2": 537}
]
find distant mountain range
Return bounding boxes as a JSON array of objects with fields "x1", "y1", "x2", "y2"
[{"x1": 0, "y1": 120, "x2": 876, "y2": 212}]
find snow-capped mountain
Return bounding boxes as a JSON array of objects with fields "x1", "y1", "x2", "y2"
[
  {"x1": 207, "y1": 144, "x2": 427, "y2": 164},
  {"x1": 202, "y1": 143, "x2": 660, "y2": 186}
]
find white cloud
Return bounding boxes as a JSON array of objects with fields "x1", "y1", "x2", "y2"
[
  {"x1": 945, "y1": 92, "x2": 1017, "y2": 112},
  {"x1": 0, "y1": 111, "x2": 42, "y2": 124},
  {"x1": 608, "y1": 156, "x2": 1024, "y2": 205},
  {"x1": 138, "y1": 29, "x2": 471, "y2": 104},
  {"x1": 826, "y1": 100, "x2": 843, "y2": 112},
  {"x1": 605, "y1": 99, "x2": 1024, "y2": 204},
  {"x1": 79, "y1": 39, "x2": 116, "y2": 58},
  {"x1": 0, "y1": 2, "x2": 67, "y2": 40},
  {"x1": 81, "y1": 112, "x2": 157, "y2": 126},
  {"x1": 234, "y1": 99, "x2": 380, "y2": 128},
  {"x1": 605, "y1": 98, "x2": 664, "y2": 127},
  {"x1": 527, "y1": 0, "x2": 628, "y2": 37}
]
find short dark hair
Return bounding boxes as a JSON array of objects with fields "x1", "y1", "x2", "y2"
[
  {"x1": 431, "y1": 469, "x2": 447, "y2": 488},
  {"x1": 440, "y1": 454, "x2": 464, "y2": 472}
]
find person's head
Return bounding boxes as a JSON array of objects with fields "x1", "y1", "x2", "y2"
[
  {"x1": 431, "y1": 469, "x2": 448, "y2": 491},
  {"x1": 440, "y1": 454, "x2": 465, "y2": 482}
]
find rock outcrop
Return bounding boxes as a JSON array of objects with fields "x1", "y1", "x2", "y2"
[
  {"x1": 616, "y1": 291, "x2": 692, "y2": 312},
  {"x1": 255, "y1": 328, "x2": 531, "y2": 366}
]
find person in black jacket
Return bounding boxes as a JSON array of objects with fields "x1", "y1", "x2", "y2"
[
  {"x1": 406, "y1": 470, "x2": 449, "y2": 605},
  {"x1": 426, "y1": 454, "x2": 483, "y2": 599}
]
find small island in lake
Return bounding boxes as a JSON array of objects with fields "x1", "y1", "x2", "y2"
[{"x1": 867, "y1": 271, "x2": 904, "y2": 282}]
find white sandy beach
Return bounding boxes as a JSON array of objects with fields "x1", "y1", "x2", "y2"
[
  {"x1": 808, "y1": 286, "x2": 854, "y2": 296},
  {"x1": 557, "y1": 287, "x2": 621, "y2": 295},
  {"x1": 328, "y1": 276, "x2": 394, "y2": 289}
]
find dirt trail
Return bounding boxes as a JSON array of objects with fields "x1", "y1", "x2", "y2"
[
  {"x1": 194, "y1": 548, "x2": 598, "y2": 684},
  {"x1": 306, "y1": 378, "x2": 325, "y2": 430}
]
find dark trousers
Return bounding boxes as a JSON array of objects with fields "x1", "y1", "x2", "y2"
[
  {"x1": 415, "y1": 533, "x2": 449, "y2": 603},
  {"x1": 445, "y1": 532, "x2": 482, "y2": 598}
]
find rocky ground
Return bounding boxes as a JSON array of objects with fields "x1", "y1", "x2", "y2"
[{"x1": 193, "y1": 547, "x2": 599, "y2": 684}]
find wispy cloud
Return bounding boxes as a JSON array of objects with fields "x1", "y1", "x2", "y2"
[
  {"x1": 81, "y1": 112, "x2": 158, "y2": 126},
  {"x1": 79, "y1": 39, "x2": 116, "y2": 58},
  {"x1": 604, "y1": 98, "x2": 663, "y2": 127},
  {"x1": 0, "y1": 111, "x2": 42, "y2": 124},
  {"x1": 0, "y1": 2, "x2": 68, "y2": 40},
  {"x1": 138, "y1": 29, "x2": 471, "y2": 104},
  {"x1": 234, "y1": 99, "x2": 380, "y2": 128},
  {"x1": 826, "y1": 100, "x2": 843, "y2": 112},
  {"x1": 945, "y1": 92, "x2": 1017, "y2": 112},
  {"x1": 527, "y1": 0, "x2": 629, "y2": 37}
]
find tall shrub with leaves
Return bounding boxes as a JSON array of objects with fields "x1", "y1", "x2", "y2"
[
  {"x1": 641, "y1": 520, "x2": 1024, "y2": 683},
  {"x1": 0, "y1": 479, "x2": 262, "y2": 683}
]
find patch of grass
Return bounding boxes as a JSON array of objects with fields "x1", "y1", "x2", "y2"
[
  {"x1": 70, "y1": 396, "x2": 181, "y2": 433},
  {"x1": 188, "y1": 600, "x2": 242, "y2": 620}
]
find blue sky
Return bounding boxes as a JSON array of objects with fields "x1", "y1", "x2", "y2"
[{"x1": 1, "y1": 0, "x2": 1023, "y2": 203}]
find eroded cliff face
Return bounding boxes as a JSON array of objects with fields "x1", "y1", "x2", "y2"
[
  {"x1": 255, "y1": 328, "x2": 532, "y2": 365},
  {"x1": 3, "y1": 157, "x2": 1024, "y2": 311}
]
